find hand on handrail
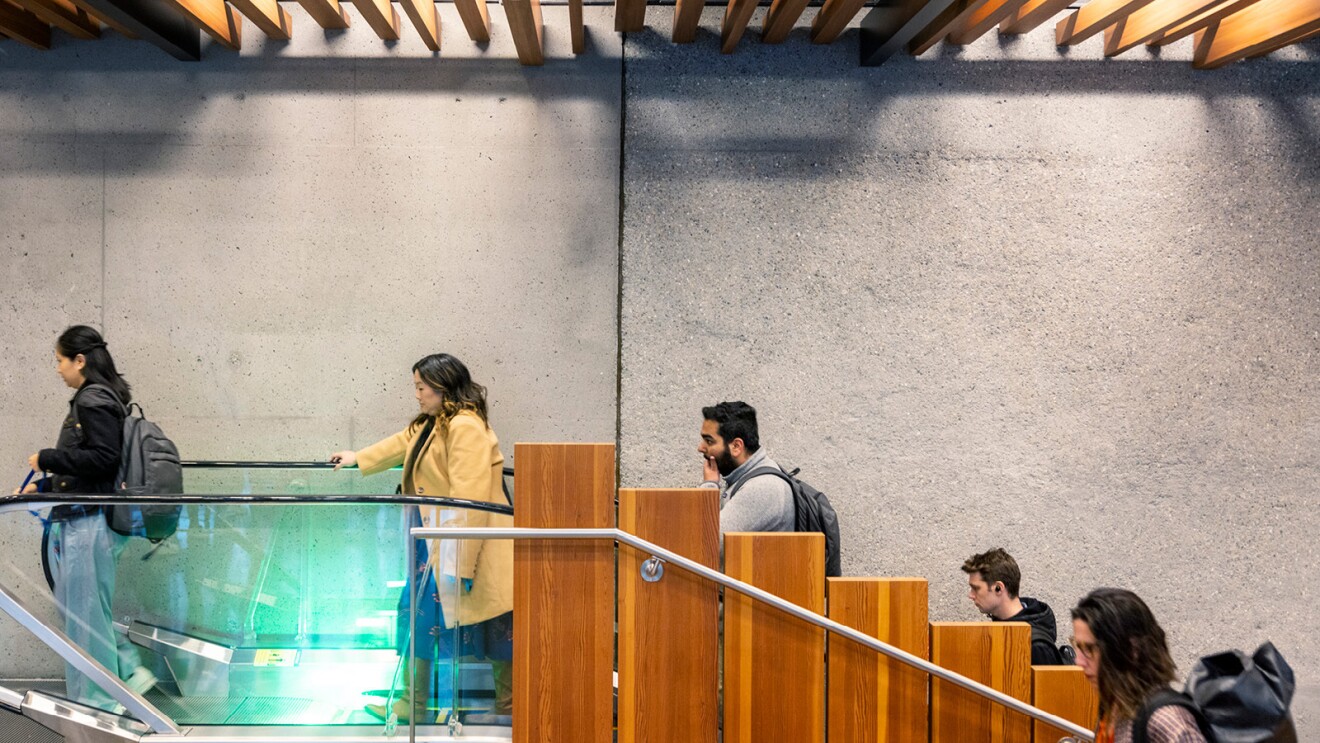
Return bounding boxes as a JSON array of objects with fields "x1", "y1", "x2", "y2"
[{"x1": 329, "y1": 451, "x2": 357, "y2": 471}]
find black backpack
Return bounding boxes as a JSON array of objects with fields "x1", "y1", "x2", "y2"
[
  {"x1": 1133, "y1": 642, "x2": 1297, "y2": 743},
  {"x1": 731, "y1": 466, "x2": 842, "y2": 577},
  {"x1": 78, "y1": 385, "x2": 184, "y2": 540}
]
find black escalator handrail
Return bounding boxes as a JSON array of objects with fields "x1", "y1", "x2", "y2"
[
  {"x1": 179, "y1": 461, "x2": 517, "y2": 480},
  {"x1": 0, "y1": 492, "x2": 513, "y2": 516}
]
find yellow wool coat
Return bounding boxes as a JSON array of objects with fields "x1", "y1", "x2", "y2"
[{"x1": 356, "y1": 410, "x2": 513, "y2": 628}]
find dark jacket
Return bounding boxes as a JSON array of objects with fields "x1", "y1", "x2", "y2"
[
  {"x1": 995, "y1": 596, "x2": 1065, "y2": 665},
  {"x1": 38, "y1": 384, "x2": 125, "y2": 498}
]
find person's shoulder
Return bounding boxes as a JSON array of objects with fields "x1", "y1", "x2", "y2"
[
  {"x1": 449, "y1": 410, "x2": 494, "y2": 437},
  {"x1": 76, "y1": 385, "x2": 123, "y2": 410}
]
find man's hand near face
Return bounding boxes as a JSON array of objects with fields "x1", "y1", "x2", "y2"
[{"x1": 702, "y1": 454, "x2": 720, "y2": 484}]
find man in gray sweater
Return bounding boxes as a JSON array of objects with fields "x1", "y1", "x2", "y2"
[{"x1": 698, "y1": 401, "x2": 795, "y2": 533}]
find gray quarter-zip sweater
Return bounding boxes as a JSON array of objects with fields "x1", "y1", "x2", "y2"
[{"x1": 700, "y1": 448, "x2": 795, "y2": 534}]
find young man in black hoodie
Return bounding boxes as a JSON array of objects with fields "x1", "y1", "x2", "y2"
[{"x1": 961, "y1": 548, "x2": 1066, "y2": 665}]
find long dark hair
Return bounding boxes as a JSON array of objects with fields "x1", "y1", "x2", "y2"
[
  {"x1": 57, "y1": 325, "x2": 132, "y2": 405},
  {"x1": 412, "y1": 353, "x2": 487, "y2": 432},
  {"x1": 1071, "y1": 588, "x2": 1178, "y2": 723}
]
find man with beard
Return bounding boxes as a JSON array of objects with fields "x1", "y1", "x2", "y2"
[
  {"x1": 962, "y1": 548, "x2": 1067, "y2": 665},
  {"x1": 698, "y1": 401, "x2": 794, "y2": 534}
]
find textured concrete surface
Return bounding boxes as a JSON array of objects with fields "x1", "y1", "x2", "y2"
[
  {"x1": 0, "y1": 5, "x2": 620, "y2": 680},
  {"x1": 620, "y1": 9, "x2": 1319, "y2": 737}
]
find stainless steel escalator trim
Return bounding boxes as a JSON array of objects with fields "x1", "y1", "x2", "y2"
[
  {"x1": 0, "y1": 582, "x2": 180, "y2": 734},
  {"x1": 413, "y1": 525, "x2": 1098, "y2": 742},
  {"x1": 20, "y1": 691, "x2": 151, "y2": 743},
  {"x1": 0, "y1": 684, "x2": 23, "y2": 711}
]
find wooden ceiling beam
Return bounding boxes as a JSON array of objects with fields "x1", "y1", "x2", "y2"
[
  {"x1": 398, "y1": 0, "x2": 438, "y2": 49},
  {"x1": 0, "y1": 0, "x2": 51, "y2": 47},
  {"x1": 810, "y1": 0, "x2": 868, "y2": 44},
  {"x1": 1148, "y1": 0, "x2": 1257, "y2": 46},
  {"x1": 999, "y1": 0, "x2": 1070, "y2": 35},
  {"x1": 1104, "y1": 0, "x2": 1254, "y2": 55},
  {"x1": 1056, "y1": 0, "x2": 1158, "y2": 45},
  {"x1": 76, "y1": 0, "x2": 199, "y2": 57},
  {"x1": 11, "y1": 0, "x2": 98, "y2": 38},
  {"x1": 859, "y1": 0, "x2": 960, "y2": 65},
  {"x1": 162, "y1": 0, "x2": 241, "y2": 48},
  {"x1": 1248, "y1": 23, "x2": 1320, "y2": 56},
  {"x1": 720, "y1": 0, "x2": 756, "y2": 52},
  {"x1": 296, "y1": 0, "x2": 348, "y2": 28},
  {"x1": 228, "y1": 0, "x2": 289, "y2": 38},
  {"x1": 503, "y1": 0, "x2": 542, "y2": 64},
  {"x1": 1193, "y1": 0, "x2": 1320, "y2": 68},
  {"x1": 909, "y1": 0, "x2": 993, "y2": 54},
  {"x1": 349, "y1": 0, "x2": 398, "y2": 39},
  {"x1": 763, "y1": 0, "x2": 811, "y2": 43},
  {"x1": 615, "y1": 0, "x2": 642, "y2": 32},
  {"x1": 672, "y1": 0, "x2": 703, "y2": 42},
  {"x1": 452, "y1": 0, "x2": 489, "y2": 40},
  {"x1": 67, "y1": 0, "x2": 135, "y2": 35},
  {"x1": 947, "y1": 0, "x2": 1025, "y2": 45}
]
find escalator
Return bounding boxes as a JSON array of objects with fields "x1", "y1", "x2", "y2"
[{"x1": 0, "y1": 463, "x2": 515, "y2": 742}]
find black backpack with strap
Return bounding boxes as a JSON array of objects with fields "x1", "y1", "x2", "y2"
[
  {"x1": 76, "y1": 384, "x2": 184, "y2": 540},
  {"x1": 729, "y1": 466, "x2": 842, "y2": 577},
  {"x1": 1133, "y1": 642, "x2": 1298, "y2": 743}
]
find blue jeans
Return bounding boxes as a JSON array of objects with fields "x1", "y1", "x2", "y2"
[{"x1": 47, "y1": 513, "x2": 145, "y2": 710}]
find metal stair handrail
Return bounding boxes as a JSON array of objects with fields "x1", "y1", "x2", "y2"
[{"x1": 412, "y1": 525, "x2": 1096, "y2": 742}]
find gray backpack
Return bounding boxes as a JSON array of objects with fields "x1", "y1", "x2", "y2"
[{"x1": 80, "y1": 385, "x2": 184, "y2": 540}]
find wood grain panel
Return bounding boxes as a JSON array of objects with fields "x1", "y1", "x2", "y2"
[
  {"x1": 0, "y1": 0, "x2": 50, "y2": 48},
  {"x1": 569, "y1": 0, "x2": 582, "y2": 52},
  {"x1": 1148, "y1": 0, "x2": 1257, "y2": 46},
  {"x1": 1055, "y1": 0, "x2": 1157, "y2": 45},
  {"x1": 398, "y1": 0, "x2": 439, "y2": 51},
  {"x1": 513, "y1": 443, "x2": 615, "y2": 743},
  {"x1": 228, "y1": 0, "x2": 290, "y2": 39},
  {"x1": 295, "y1": 0, "x2": 349, "y2": 28},
  {"x1": 1103, "y1": 0, "x2": 1249, "y2": 55},
  {"x1": 929, "y1": 622, "x2": 1032, "y2": 743},
  {"x1": 11, "y1": 0, "x2": 98, "y2": 39},
  {"x1": 503, "y1": 0, "x2": 543, "y2": 64},
  {"x1": 618, "y1": 489, "x2": 720, "y2": 743},
  {"x1": 724, "y1": 533, "x2": 826, "y2": 743},
  {"x1": 1192, "y1": 0, "x2": 1320, "y2": 69},
  {"x1": 999, "y1": 0, "x2": 1070, "y2": 34},
  {"x1": 1032, "y1": 666, "x2": 1098, "y2": 742},
  {"x1": 826, "y1": 578, "x2": 928, "y2": 743}
]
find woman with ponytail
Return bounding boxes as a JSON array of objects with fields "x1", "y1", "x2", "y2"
[
  {"x1": 330, "y1": 353, "x2": 513, "y2": 723},
  {"x1": 16, "y1": 325, "x2": 157, "y2": 711}
]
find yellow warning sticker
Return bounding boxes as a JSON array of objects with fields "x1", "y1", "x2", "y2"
[{"x1": 253, "y1": 649, "x2": 298, "y2": 667}]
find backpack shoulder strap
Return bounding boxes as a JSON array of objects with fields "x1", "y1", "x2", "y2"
[
  {"x1": 1132, "y1": 690, "x2": 1210, "y2": 743},
  {"x1": 726, "y1": 466, "x2": 794, "y2": 499}
]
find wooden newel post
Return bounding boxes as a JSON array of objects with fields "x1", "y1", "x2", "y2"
[{"x1": 513, "y1": 443, "x2": 615, "y2": 743}]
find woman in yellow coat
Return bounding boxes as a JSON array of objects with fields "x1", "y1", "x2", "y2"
[{"x1": 331, "y1": 353, "x2": 513, "y2": 721}]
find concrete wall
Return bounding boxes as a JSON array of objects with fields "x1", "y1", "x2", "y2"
[
  {"x1": 1, "y1": 3, "x2": 1318, "y2": 736},
  {"x1": 0, "y1": 7, "x2": 621, "y2": 676},
  {"x1": 618, "y1": 9, "x2": 1320, "y2": 735}
]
